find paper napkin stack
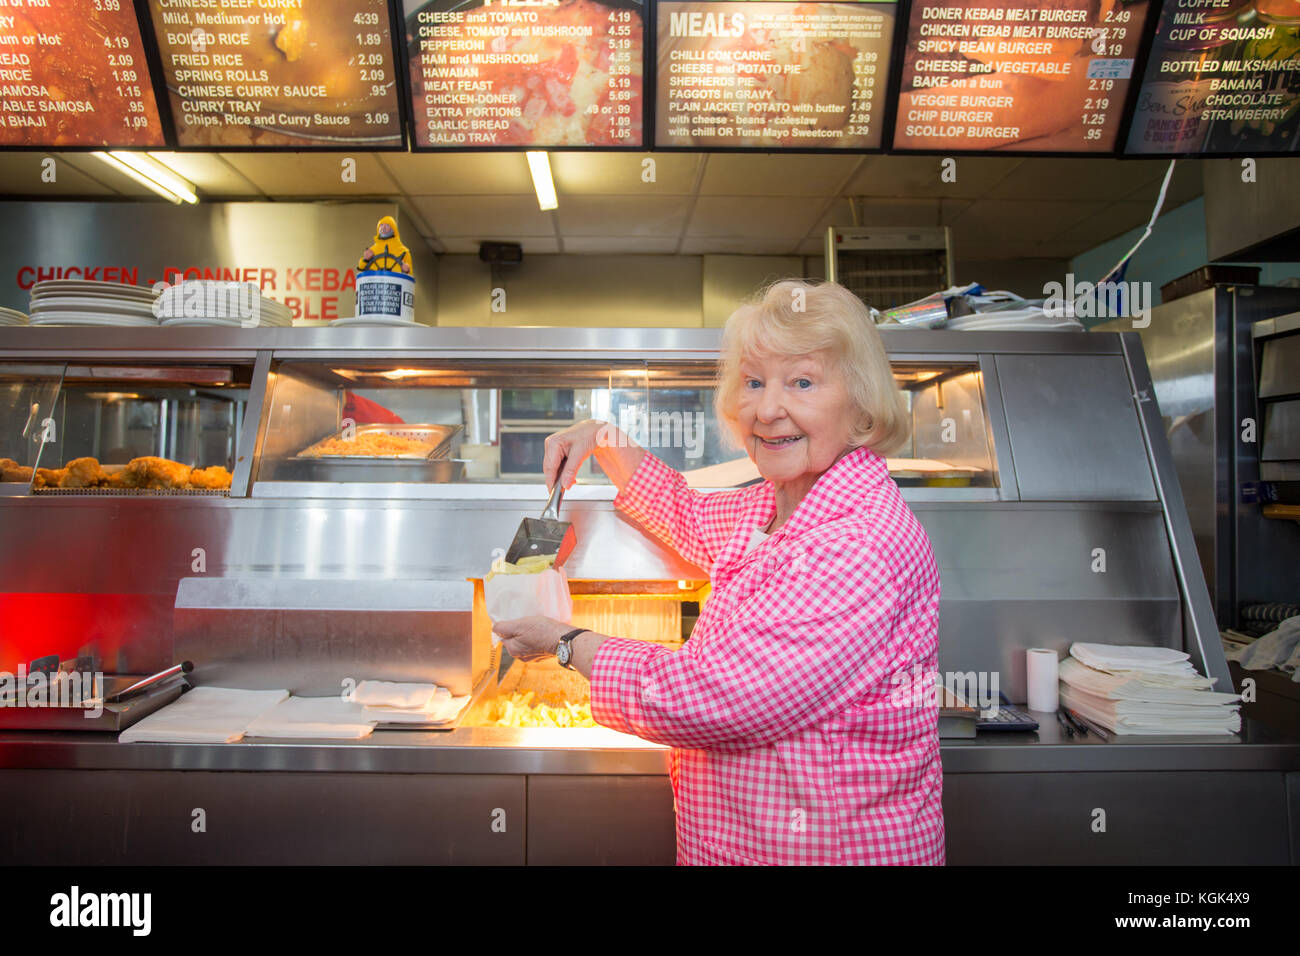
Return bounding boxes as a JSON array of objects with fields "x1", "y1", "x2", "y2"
[
  {"x1": 353, "y1": 680, "x2": 469, "y2": 726},
  {"x1": 1059, "y1": 643, "x2": 1242, "y2": 735}
]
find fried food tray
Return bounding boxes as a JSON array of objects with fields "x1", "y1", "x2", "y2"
[
  {"x1": 31, "y1": 487, "x2": 229, "y2": 496},
  {"x1": 294, "y1": 424, "x2": 462, "y2": 461},
  {"x1": 284, "y1": 424, "x2": 465, "y2": 483}
]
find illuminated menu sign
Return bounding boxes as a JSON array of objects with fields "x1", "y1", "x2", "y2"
[
  {"x1": 146, "y1": 0, "x2": 403, "y2": 148},
  {"x1": 893, "y1": 0, "x2": 1152, "y2": 153},
  {"x1": 405, "y1": 0, "x2": 644, "y2": 148},
  {"x1": 0, "y1": 0, "x2": 165, "y2": 147},
  {"x1": 1126, "y1": 0, "x2": 1300, "y2": 154},
  {"x1": 656, "y1": 0, "x2": 897, "y2": 149}
]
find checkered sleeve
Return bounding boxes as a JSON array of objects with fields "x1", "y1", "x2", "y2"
[
  {"x1": 612, "y1": 452, "x2": 748, "y2": 572},
  {"x1": 590, "y1": 532, "x2": 910, "y2": 751}
]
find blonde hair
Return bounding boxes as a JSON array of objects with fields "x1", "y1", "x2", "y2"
[{"x1": 715, "y1": 279, "x2": 910, "y2": 456}]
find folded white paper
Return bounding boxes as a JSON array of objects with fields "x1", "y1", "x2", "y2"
[
  {"x1": 119, "y1": 687, "x2": 289, "y2": 744},
  {"x1": 366, "y1": 693, "x2": 470, "y2": 725},
  {"x1": 353, "y1": 680, "x2": 440, "y2": 710},
  {"x1": 1060, "y1": 657, "x2": 1240, "y2": 706},
  {"x1": 245, "y1": 696, "x2": 377, "y2": 739}
]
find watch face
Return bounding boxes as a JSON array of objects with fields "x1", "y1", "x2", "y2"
[{"x1": 557, "y1": 641, "x2": 572, "y2": 668}]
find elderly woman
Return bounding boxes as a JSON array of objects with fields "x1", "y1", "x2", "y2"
[{"x1": 494, "y1": 280, "x2": 944, "y2": 865}]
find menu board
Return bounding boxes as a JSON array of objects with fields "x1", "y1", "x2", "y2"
[
  {"x1": 404, "y1": 0, "x2": 644, "y2": 148},
  {"x1": 892, "y1": 0, "x2": 1152, "y2": 153},
  {"x1": 145, "y1": 0, "x2": 403, "y2": 148},
  {"x1": 656, "y1": 0, "x2": 897, "y2": 149},
  {"x1": 0, "y1": 0, "x2": 165, "y2": 147},
  {"x1": 1126, "y1": 0, "x2": 1300, "y2": 154}
]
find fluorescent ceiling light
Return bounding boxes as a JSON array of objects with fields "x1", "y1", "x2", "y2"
[
  {"x1": 526, "y1": 151, "x2": 557, "y2": 211},
  {"x1": 91, "y1": 151, "x2": 198, "y2": 204}
]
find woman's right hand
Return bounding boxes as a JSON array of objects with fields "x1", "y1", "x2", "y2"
[{"x1": 543, "y1": 419, "x2": 645, "y2": 491}]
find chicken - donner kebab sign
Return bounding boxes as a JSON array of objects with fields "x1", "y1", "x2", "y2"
[
  {"x1": 893, "y1": 0, "x2": 1153, "y2": 153},
  {"x1": 405, "y1": 0, "x2": 645, "y2": 147},
  {"x1": 656, "y1": 0, "x2": 898, "y2": 149}
]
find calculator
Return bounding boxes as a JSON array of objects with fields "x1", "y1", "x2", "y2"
[{"x1": 975, "y1": 693, "x2": 1040, "y2": 732}]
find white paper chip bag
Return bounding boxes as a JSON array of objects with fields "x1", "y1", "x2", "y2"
[{"x1": 485, "y1": 567, "x2": 573, "y2": 645}]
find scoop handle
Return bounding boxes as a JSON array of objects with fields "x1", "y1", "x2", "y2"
[{"x1": 541, "y1": 479, "x2": 565, "y2": 520}]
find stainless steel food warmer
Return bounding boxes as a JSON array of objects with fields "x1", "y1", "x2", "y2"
[{"x1": 0, "y1": 326, "x2": 1296, "y2": 865}]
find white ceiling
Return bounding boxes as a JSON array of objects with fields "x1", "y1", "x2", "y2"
[{"x1": 0, "y1": 151, "x2": 1204, "y2": 262}]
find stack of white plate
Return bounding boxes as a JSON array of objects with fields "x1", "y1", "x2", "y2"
[
  {"x1": 155, "y1": 280, "x2": 292, "y2": 328},
  {"x1": 332, "y1": 316, "x2": 422, "y2": 328},
  {"x1": 28, "y1": 280, "x2": 160, "y2": 327},
  {"x1": 0, "y1": 306, "x2": 28, "y2": 326},
  {"x1": 946, "y1": 310, "x2": 1084, "y2": 332}
]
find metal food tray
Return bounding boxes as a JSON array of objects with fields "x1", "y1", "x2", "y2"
[
  {"x1": 295, "y1": 423, "x2": 462, "y2": 461},
  {"x1": 285, "y1": 423, "x2": 465, "y2": 483},
  {"x1": 0, "y1": 675, "x2": 188, "y2": 732},
  {"x1": 32, "y1": 487, "x2": 229, "y2": 496}
]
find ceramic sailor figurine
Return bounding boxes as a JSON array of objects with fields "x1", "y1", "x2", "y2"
[{"x1": 359, "y1": 216, "x2": 412, "y2": 275}]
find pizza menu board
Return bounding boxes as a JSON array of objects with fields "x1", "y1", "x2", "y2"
[
  {"x1": 892, "y1": 0, "x2": 1152, "y2": 153},
  {"x1": 1126, "y1": 0, "x2": 1300, "y2": 154},
  {"x1": 404, "y1": 0, "x2": 644, "y2": 148},
  {"x1": 145, "y1": 0, "x2": 403, "y2": 148},
  {"x1": 655, "y1": 1, "x2": 896, "y2": 149},
  {"x1": 0, "y1": 0, "x2": 165, "y2": 147}
]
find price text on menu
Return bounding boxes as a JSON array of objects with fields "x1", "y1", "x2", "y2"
[
  {"x1": 893, "y1": 0, "x2": 1152, "y2": 153},
  {"x1": 0, "y1": 0, "x2": 165, "y2": 147},
  {"x1": 656, "y1": 0, "x2": 897, "y2": 149},
  {"x1": 1127, "y1": 0, "x2": 1300, "y2": 155},
  {"x1": 406, "y1": 0, "x2": 645, "y2": 148},
  {"x1": 146, "y1": 0, "x2": 403, "y2": 148}
]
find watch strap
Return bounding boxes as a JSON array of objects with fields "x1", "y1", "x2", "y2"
[{"x1": 557, "y1": 628, "x2": 587, "y2": 670}]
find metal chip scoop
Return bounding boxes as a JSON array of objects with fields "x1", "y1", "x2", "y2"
[{"x1": 504, "y1": 481, "x2": 576, "y2": 568}]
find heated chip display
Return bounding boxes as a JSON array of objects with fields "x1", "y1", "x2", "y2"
[
  {"x1": 0, "y1": 0, "x2": 165, "y2": 147},
  {"x1": 406, "y1": 0, "x2": 644, "y2": 147}
]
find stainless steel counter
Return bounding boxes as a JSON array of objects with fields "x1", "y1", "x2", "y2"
[{"x1": 2, "y1": 717, "x2": 1298, "y2": 775}]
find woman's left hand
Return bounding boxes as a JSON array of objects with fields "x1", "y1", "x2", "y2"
[{"x1": 493, "y1": 616, "x2": 571, "y2": 662}]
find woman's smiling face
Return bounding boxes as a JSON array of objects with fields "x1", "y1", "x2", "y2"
[{"x1": 737, "y1": 351, "x2": 856, "y2": 486}]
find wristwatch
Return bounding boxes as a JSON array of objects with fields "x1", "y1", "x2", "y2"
[{"x1": 556, "y1": 628, "x2": 588, "y2": 670}]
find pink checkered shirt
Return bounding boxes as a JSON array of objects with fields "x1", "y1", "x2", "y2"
[{"x1": 591, "y1": 447, "x2": 944, "y2": 865}]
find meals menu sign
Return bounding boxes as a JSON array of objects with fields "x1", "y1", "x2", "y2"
[{"x1": 654, "y1": 0, "x2": 899, "y2": 149}]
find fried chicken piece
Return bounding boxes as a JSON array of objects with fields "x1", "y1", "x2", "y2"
[
  {"x1": 0, "y1": 459, "x2": 33, "y2": 483},
  {"x1": 124, "y1": 456, "x2": 192, "y2": 490},
  {"x1": 34, "y1": 467, "x2": 67, "y2": 489},
  {"x1": 61, "y1": 457, "x2": 105, "y2": 488},
  {"x1": 188, "y1": 465, "x2": 232, "y2": 490},
  {"x1": 105, "y1": 470, "x2": 132, "y2": 489}
]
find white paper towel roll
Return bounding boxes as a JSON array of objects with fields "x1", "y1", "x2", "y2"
[{"x1": 1026, "y1": 648, "x2": 1060, "y2": 712}]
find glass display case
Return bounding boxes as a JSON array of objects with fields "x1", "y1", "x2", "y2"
[
  {"x1": 250, "y1": 356, "x2": 1001, "y2": 495},
  {"x1": 0, "y1": 360, "x2": 253, "y2": 495}
]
